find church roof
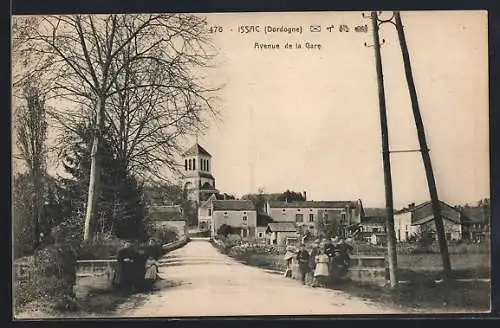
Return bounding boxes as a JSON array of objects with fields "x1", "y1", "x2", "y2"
[{"x1": 183, "y1": 143, "x2": 211, "y2": 157}]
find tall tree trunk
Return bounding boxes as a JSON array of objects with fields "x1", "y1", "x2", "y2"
[
  {"x1": 83, "y1": 97, "x2": 105, "y2": 241},
  {"x1": 32, "y1": 171, "x2": 42, "y2": 250}
]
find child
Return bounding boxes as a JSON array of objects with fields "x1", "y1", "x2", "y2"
[{"x1": 313, "y1": 248, "x2": 330, "y2": 287}]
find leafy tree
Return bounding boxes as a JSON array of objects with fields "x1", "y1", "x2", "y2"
[
  {"x1": 13, "y1": 14, "x2": 219, "y2": 240},
  {"x1": 13, "y1": 173, "x2": 35, "y2": 258},
  {"x1": 277, "y1": 190, "x2": 306, "y2": 203},
  {"x1": 58, "y1": 122, "x2": 147, "y2": 241},
  {"x1": 14, "y1": 81, "x2": 48, "y2": 250},
  {"x1": 217, "y1": 224, "x2": 232, "y2": 237}
]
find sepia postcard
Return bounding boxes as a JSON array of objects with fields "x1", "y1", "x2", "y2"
[{"x1": 11, "y1": 10, "x2": 490, "y2": 319}]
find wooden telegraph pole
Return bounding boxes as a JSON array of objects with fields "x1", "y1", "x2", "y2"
[
  {"x1": 370, "y1": 11, "x2": 399, "y2": 288},
  {"x1": 393, "y1": 11, "x2": 452, "y2": 278}
]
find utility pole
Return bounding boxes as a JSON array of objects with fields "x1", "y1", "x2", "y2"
[
  {"x1": 370, "y1": 11, "x2": 398, "y2": 288},
  {"x1": 393, "y1": 11, "x2": 452, "y2": 279}
]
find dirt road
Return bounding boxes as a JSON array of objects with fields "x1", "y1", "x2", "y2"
[{"x1": 115, "y1": 238, "x2": 400, "y2": 317}]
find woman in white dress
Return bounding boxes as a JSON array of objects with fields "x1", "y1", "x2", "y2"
[{"x1": 313, "y1": 248, "x2": 330, "y2": 287}]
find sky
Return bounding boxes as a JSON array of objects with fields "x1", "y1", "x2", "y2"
[
  {"x1": 187, "y1": 11, "x2": 489, "y2": 208},
  {"x1": 12, "y1": 11, "x2": 489, "y2": 209}
]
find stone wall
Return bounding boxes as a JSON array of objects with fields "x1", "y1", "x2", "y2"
[{"x1": 289, "y1": 255, "x2": 387, "y2": 286}]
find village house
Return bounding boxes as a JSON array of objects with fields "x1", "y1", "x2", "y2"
[
  {"x1": 147, "y1": 205, "x2": 188, "y2": 240},
  {"x1": 210, "y1": 200, "x2": 257, "y2": 239},
  {"x1": 265, "y1": 200, "x2": 363, "y2": 237},
  {"x1": 460, "y1": 203, "x2": 490, "y2": 242},
  {"x1": 358, "y1": 208, "x2": 387, "y2": 243},
  {"x1": 394, "y1": 201, "x2": 470, "y2": 242},
  {"x1": 265, "y1": 222, "x2": 299, "y2": 246},
  {"x1": 256, "y1": 213, "x2": 275, "y2": 242}
]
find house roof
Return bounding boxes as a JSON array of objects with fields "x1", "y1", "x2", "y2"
[
  {"x1": 182, "y1": 143, "x2": 211, "y2": 157},
  {"x1": 267, "y1": 200, "x2": 358, "y2": 209},
  {"x1": 212, "y1": 200, "x2": 256, "y2": 211},
  {"x1": 363, "y1": 208, "x2": 387, "y2": 218},
  {"x1": 266, "y1": 222, "x2": 297, "y2": 232},
  {"x1": 398, "y1": 201, "x2": 469, "y2": 226},
  {"x1": 148, "y1": 205, "x2": 185, "y2": 221}
]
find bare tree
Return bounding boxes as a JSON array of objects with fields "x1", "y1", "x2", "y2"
[
  {"x1": 14, "y1": 81, "x2": 48, "y2": 250},
  {"x1": 13, "y1": 14, "x2": 219, "y2": 241}
]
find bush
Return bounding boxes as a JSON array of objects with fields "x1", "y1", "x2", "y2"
[{"x1": 14, "y1": 275, "x2": 71, "y2": 310}]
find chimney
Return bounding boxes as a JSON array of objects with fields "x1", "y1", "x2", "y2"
[
  {"x1": 408, "y1": 203, "x2": 415, "y2": 209},
  {"x1": 303, "y1": 191, "x2": 307, "y2": 200}
]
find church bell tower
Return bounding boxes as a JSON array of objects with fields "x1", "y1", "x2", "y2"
[{"x1": 181, "y1": 143, "x2": 218, "y2": 203}]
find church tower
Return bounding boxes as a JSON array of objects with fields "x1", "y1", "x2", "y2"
[{"x1": 182, "y1": 143, "x2": 219, "y2": 203}]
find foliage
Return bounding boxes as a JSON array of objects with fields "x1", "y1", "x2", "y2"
[
  {"x1": 217, "y1": 224, "x2": 242, "y2": 238},
  {"x1": 315, "y1": 212, "x2": 341, "y2": 239},
  {"x1": 58, "y1": 122, "x2": 147, "y2": 241},
  {"x1": 13, "y1": 173, "x2": 35, "y2": 258},
  {"x1": 277, "y1": 190, "x2": 306, "y2": 203},
  {"x1": 14, "y1": 80, "x2": 48, "y2": 250}
]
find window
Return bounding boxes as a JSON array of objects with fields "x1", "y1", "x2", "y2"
[
  {"x1": 224, "y1": 212, "x2": 228, "y2": 216},
  {"x1": 297, "y1": 209, "x2": 301, "y2": 212},
  {"x1": 309, "y1": 214, "x2": 314, "y2": 222},
  {"x1": 200, "y1": 158, "x2": 203, "y2": 171},
  {"x1": 309, "y1": 225, "x2": 314, "y2": 230},
  {"x1": 208, "y1": 209, "x2": 212, "y2": 216},
  {"x1": 242, "y1": 216, "x2": 247, "y2": 221},
  {"x1": 207, "y1": 160, "x2": 209, "y2": 171},
  {"x1": 185, "y1": 159, "x2": 188, "y2": 171},
  {"x1": 188, "y1": 159, "x2": 192, "y2": 170},
  {"x1": 296, "y1": 214, "x2": 304, "y2": 223},
  {"x1": 373, "y1": 228, "x2": 379, "y2": 233},
  {"x1": 258, "y1": 232, "x2": 263, "y2": 238},
  {"x1": 341, "y1": 213, "x2": 346, "y2": 221},
  {"x1": 193, "y1": 158, "x2": 196, "y2": 170}
]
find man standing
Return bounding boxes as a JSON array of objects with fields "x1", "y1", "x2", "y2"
[
  {"x1": 309, "y1": 239, "x2": 320, "y2": 272},
  {"x1": 296, "y1": 244, "x2": 310, "y2": 284}
]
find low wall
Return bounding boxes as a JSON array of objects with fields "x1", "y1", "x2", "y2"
[
  {"x1": 74, "y1": 237, "x2": 190, "y2": 299},
  {"x1": 73, "y1": 259, "x2": 119, "y2": 299},
  {"x1": 289, "y1": 255, "x2": 388, "y2": 286},
  {"x1": 162, "y1": 236, "x2": 190, "y2": 252}
]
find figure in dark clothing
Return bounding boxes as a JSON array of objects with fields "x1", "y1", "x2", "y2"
[
  {"x1": 309, "y1": 240, "x2": 320, "y2": 271},
  {"x1": 335, "y1": 239, "x2": 353, "y2": 267},
  {"x1": 117, "y1": 244, "x2": 140, "y2": 292},
  {"x1": 296, "y1": 244, "x2": 310, "y2": 284},
  {"x1": 324, "y1": 240, "x2": 335, "y2": 258}
]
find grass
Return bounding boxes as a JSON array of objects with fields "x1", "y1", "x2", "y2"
[
  {"x1": 334, "y1": 280, "x2": 491, "y2": 313},
  {"x1": 222, "y1": 245, "x2": 491, "y2": 313}
]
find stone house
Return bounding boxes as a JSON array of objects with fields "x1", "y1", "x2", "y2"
[
  {"x1": 265, "y1": 222, "x2": 298, "y2": 246},
  {"x1": 358, "y1": 208, "x2": 387, "y2": 242},
  {"x1": 265, "y1": 200, "x2": 363, "y2": 237},
  {"x1": 211, "y1": 200, "x2": 257, "y2": 239},
  {"x1": 394, "y1": 201, "x2": 470, "y2": 242},
  {"x1": 147, "y1": 205, "x2": 188, "y2": 240},
  {"x1": 460, "y1": 204, "x2": 490, "y2": 242}
]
